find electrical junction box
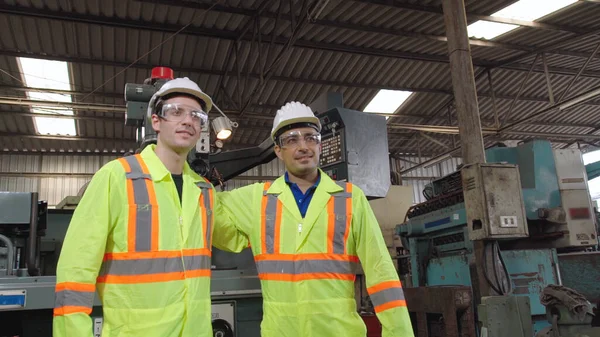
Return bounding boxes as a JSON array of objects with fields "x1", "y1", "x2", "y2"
[
  {"x1": 478, "y1": 296, "x2": 533, "y2": 337},
  {"x1": 212, "y1": 301, "x2": 235, "y2": 337},
  {"x1": 461, "y1": 163, "x2": 529, "y2": 241},
  {"x1": 551, "y1": 149, "x2": 598, "y2": 248}
]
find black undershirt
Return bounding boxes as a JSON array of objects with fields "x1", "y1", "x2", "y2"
[{"x1": 172, "y1": 174, "x2": 183, "y2": 204}]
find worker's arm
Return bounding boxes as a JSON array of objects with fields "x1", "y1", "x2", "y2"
[
  {"x1": 53, "y1": 165, "x2": 117, "y2": 337},
  {"x1": 211, "y1": 185, "x2": 256, "y2": 253},
  {"x1": 352, "y1": 186, "x2": 415, "y2": 337}
]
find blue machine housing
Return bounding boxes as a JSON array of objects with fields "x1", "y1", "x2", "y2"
[
  {"x1": 396, "y1": 140, "x2": 578, "y2": 335},
  {"x1": 485, "y1": 140, "x2": 562, "y2": 220}
]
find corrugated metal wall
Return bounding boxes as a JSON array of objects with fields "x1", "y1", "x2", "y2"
[
  {"x1": 1, "y1": 153, "x2": 459, "y2": 206},
  {"x1": 392, "y1": 156, "x2": 463, "y2": 204},
  {"x1": 0, "y1": 153, "x2": 288, "y2": 206},
  {"x1": 0, "y1": 154, "x2": 117, "y2": 206}
]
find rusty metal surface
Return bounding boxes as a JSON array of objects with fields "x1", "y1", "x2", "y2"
[
  {"x1": 404, "y1": 286, "x2": 476, "y2": 337},
  {"x1": 558, "y1": 251, "x2": 600, "y2": 304}
]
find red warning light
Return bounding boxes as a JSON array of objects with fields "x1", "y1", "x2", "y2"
[{"x1": 151, "y1": 67, "x2": 174, "y2": 80}]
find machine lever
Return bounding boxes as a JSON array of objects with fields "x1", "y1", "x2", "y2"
[{"x1": 27, "y1": 192, "x2": 40, "y2": 276}]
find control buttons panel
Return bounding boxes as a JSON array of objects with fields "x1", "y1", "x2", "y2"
[{"x1": 320, "y1": 134, "x2": 342, "y2": 167}]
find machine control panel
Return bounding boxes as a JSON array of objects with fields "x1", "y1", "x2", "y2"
[{"x1": 319, "y1": 133, "x2": 344, "y2": 167}]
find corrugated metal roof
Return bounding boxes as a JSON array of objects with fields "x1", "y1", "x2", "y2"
[{"x1": 0, "y1": 0, "x2": 599, "y2": 157}]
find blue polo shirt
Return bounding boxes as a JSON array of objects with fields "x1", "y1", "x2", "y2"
[{"x1": 285, "y1": 171, "x2": 321, "y2": 218}]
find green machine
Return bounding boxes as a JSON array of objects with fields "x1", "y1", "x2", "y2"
[{"x1": 396, "y1": 140, "x2": 600, "y2": 336}]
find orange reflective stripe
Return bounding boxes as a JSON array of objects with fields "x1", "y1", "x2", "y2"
[
  {"x1": 367, "y1": 280, "x2": 402, "y2": 294},
  {"x1": 374, "y1": 300, "x2": 407, "y2": 313},
  {"x1": 146, "y1": 178, "x2": 159, "y2": 251},
  {"x1": 54, "y1": 282, "x2": 95, "y2": 317},
  {"x1": 185, "y1": 269, "x2": 212, "y2": 279},
  {"x1": 274, "y1": 199, "x2": 282, "y2": 254},
  {"x1": 255, "y1": 253, "x2": 359, "y2": 262},
  {"x1": 327, "y1": 197, "x2": 335, "y2": 254},
  {"x1": 200, "y1": 192, "x2": 208, "y2": 247},
  {"x1": 97, "y1": 272, "x2": 186, "y2": 284},
  {"x1": 98, "y1": 249, "x2": 211, "y2": 284},
  {"x1": 343, "y1": 183, "x2": 352, "y2": 254},
  {"x1": 55, "y1": 282, "x2": 95, "y2": 292},
  {"x1": 119, "y1": 155, "x2": 158, "y2": 252},
  {"x1": 119, "y1": 157, "x2": 137, "y2": 252},
  {"x1": 368, "y1": 280, "x2": 406, "y2": 313},
  {"x1": 104, "y1": 248, "x2": 211, "y2": 261},
  {"x1": 208, "y1": 183, "x2": 214, "y2": 247},
  {"x1": 53, "y1": 305, "x2": 93, "y2": 316},
  {"x1": 259, "y1": 272, "x2": 356, "y2": 282}
]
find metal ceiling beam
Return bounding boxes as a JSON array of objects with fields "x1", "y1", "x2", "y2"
[
  {"x1": 3, "y1": 4, "x2": 600, "y2": 75},
  {"x1": 4, "y1": 51, "x2": 600, "y2": 103},
  {"x1": 139, "y1": 0, "x2": 589, "y2": 36},
  {"x1": 350, "y1": 0, "x2": 588, "y2": 34},
  {"x1": 0, "y1": 132, "x2": 136, "y2": 143},
  {"x1": 0, "y1": 85, "x2": 123, "y2": 99},
  {"x1": 137, "y1": 0, "x2": 532, "y2": 52}
]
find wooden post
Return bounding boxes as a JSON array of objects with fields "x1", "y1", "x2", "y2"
[
  {"x1": 442, "y1": 0, "x2": 494, "y2": 302},
  {"x1": 442, "y1": 0, "x2": 486, "y2": 165}
]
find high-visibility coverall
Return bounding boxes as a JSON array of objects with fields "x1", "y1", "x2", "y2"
[
  {"x1": 53, "y1": 145, "x2": 234, "y2": 337},
  {"x1": 213, "y1": 170, "x2": 414, "y2": 337}
]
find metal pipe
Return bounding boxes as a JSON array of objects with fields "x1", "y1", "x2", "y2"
[
  {"x1": 27, "y1": 192, "x2": 40, "y2": 277},
  {"x1": 541, "y1": 53, "x2": 555, "y2": 104},
  {"x1": 0, "y1": 234, "x2": 15, "y2": 276},
  {"x1": 557, "y1": 42, "x2": 600, "y2": 102},
  {"x1": 499, "y1": 85, "x2": 600, "y2": 132}
]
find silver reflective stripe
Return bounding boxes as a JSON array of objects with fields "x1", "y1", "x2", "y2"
[
  {"x1": 369, "y1": 287, "x2": 406, "y2": 308},
  {"x1": 264, "y1": 194, "x2": 278, "y2": 254},
  {"x1": 332, "y1": 182, "x2": 351, "y2": 254},
  {"x1": 196, "y1": 182, "x2": 212, "y2": 189},
  {"x1": 197, "y1": 184, "x2": 213, "y2": 247},
  {"x1": 123, "y1": 156, "x2": 154, "y2": 252},
  {"x1": 54, "y1": 289, "x2": 94, "y2": 309},
  {"x1": 183, "y1": 254, "x2": 212, "y2": 271},
  {"x1": 100, "y1": 257, "x2": 184, "y2": 276},
  {"x1": 256, "y1": 259, "x2": 359, "y2": 275}
]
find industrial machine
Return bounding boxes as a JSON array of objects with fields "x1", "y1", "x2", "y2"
[
  {"x1": 397, "y1": 139, "x2": 600, "y2": 336},
  {"x1": 0, "y1": 79, "x2": 390, "y2": 336}
]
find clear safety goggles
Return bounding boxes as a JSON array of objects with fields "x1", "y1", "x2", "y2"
[
  {"x1": 278, "y1": 130, "x2": 322, "y2": 148},
  {"x1": 158, "y1": 103, "x2": 208, "y2": 127}
]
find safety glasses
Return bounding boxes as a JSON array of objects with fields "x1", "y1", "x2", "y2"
[
  {"x1": 278, "y1": 130, "x2": 322, "y2": 148},
  {"x1": 159, "y1": 103, "x2": 208, "y2": 127}
]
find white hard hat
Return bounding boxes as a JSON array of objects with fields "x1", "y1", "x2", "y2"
[
  {"x1": 147, "y1": 77, "x2": 213, "y2": 118},
  {"x1": 271, "y1": 101, "x2": 321, "y2": 140}
]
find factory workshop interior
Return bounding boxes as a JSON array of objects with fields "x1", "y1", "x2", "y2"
[{"x1": 2, "y1": 0, "x2": 600, "y2": 336}]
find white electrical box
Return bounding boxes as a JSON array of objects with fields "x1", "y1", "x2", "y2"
[
  {"x1": 551, "y1": 149, "x2": 598, "y2": 248},
  {"x1": 212, "y1": 301, "x2": 236, "y2": 337},
  {"x1": 462, "y1": 163, "x2": 529, "y2": 241}
]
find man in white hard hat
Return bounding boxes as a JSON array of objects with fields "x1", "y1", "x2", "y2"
[
  {"x1": 54, "y1": 77, "x2": 243, "y2": 337},
  {"x1": 213, "y1": 101, "x2": 414, "y2": 336}
]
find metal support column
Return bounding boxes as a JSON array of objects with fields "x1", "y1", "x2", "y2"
[{"x1": 442, "y1": 0, "x2": 493, "y2": 303}]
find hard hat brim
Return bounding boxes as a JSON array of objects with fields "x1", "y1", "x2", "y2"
[
  {"x1": 271, "y1": 116, "x2": 321, "y2": 140},
  {"x1": 156, "y1": 86, "x2": 213, "y2": 112}
]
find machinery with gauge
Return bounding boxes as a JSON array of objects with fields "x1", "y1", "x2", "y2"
[{"x1": 396, "y1": 139, "x2": 600, "y2": 336}]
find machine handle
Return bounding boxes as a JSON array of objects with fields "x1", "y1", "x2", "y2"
[
  {"x1": 0, "y1": 233, "x2": 15, "y2": 276},
  {"x1": 27, "y1": 192, "x2": 40, "y2": 276}
]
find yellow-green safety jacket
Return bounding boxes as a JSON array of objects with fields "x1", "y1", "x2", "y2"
[
  {"x1": 53, "y1": 145, "x2": 223, "y2": 337},
  {"x1": 213, "y1": 170, "x2": 414, "y2": 337}
]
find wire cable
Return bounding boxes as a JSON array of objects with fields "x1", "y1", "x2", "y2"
[{"x1": 80, "y1": 0, "x2": 227, "y2": 103}]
